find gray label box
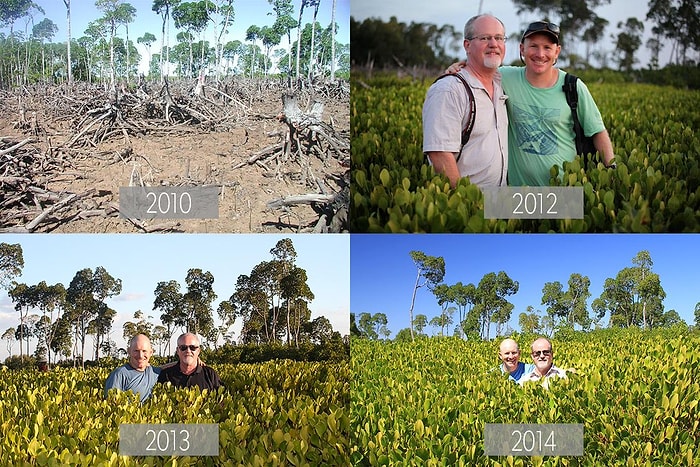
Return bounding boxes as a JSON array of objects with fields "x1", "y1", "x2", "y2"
[
  {"x1": 484, "y1": 423, "x2": 583, "y2": 456},
  {"x1": 483, "y1": 187, "x2": 583, "y2": 219},
  {"x1": 119, "y1": 187, "x2": 219, "y2": 219},
  {"x1": 119, "y1": 423, "x2": 219, "y2": 456}
]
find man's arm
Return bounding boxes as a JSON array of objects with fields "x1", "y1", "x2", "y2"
[
  {"x1": 427, "y1": 152, "x2": 461, "y2": 188},
  {"x1": 592, "y1": 130, "x2": 615, "y2": 167}
]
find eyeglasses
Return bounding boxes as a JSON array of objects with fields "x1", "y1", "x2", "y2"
[
  {"x1": 467, "y1": 34, "x2": 506, "y2": 43},
  {"x1": 178, "y1": 345, "x2": 199, "y2": 351},
  {"x1": 526, "y1": 21, "x2": 560, "y2": 34},
  {"x1": 532, "y1": 349, "x2": 552, "y2": 357}
]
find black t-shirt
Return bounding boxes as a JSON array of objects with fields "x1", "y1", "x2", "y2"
[{"x1": 158, "y1": 363, "x2": 222, "y2": 390}]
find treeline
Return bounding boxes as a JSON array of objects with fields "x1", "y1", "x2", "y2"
[
  {"x1": 352, "y1": 249, "x2": 698, "y2": 341},
  {"x1": 351, "y1": 0, "x2": 700, "y2": 71},
  {"x1": 0, "y1": 0, "x2": 349, "y2": 89},
  {"x1": 0, "y1": 238, "x2": 343, "y2": 369}
]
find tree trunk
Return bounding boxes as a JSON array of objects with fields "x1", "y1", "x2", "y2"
[
  {"x1": 65, "y1": 0, "x2": 72, "y2": 83},
  {"x1": 330, "y1": 0, "x2": 336, "y2": 81},
  {"x1": 307, "y1": 1, "x2": 320, "y2": 81},
  {"x1": 295, "y1": 2, "x2": 305, "y2": 80}
]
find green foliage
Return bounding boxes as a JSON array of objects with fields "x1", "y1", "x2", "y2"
[
  {"x1": 0, "y1": 361, "x2": 348, "y2": 465},
  {"x1": 351, "y1": 77, "x2": 700, "y2": 232},
  {"x1": 351, "y1": 329, "x2": 700, "y2": 465}
]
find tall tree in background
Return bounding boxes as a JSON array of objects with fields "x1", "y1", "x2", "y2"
[
  {"x1": 32, "y1": 18, "x2": 58, "y2": 82},
  {"x1": 62, "y1": 0, "x2": 72, "y2": 83},
  {"x1": 137, "y1": 31, "x2": 157, "y2": 73},
  {"x1": 123, "y1": 310, "x2": 153, "y2": 341},
  {"x1": 294, "y1": 0, "x2": 310, "y2": 80},
  {"x1": 647, "y1": 0, "x2": 700, "y2": 65},
  {"x1": 614, "y1": 17, "x2": 644, "y2": 71},
  {"x1": 8, "y1": 283, "x2": 33, "y2": 358},
  {"x1": 694, "y1": 302, "x2": 700, "y2": 328},
  {"x1": 541, "y1": 273, "x2": 592, "y2": 329},
  {"x1": 65, "y1": 266, "x2": 121, "y2": 368},
  {"x1": 153, "y1": 279, "x2": 183, "y2": 354},
  {"x1": 2, "y1": 327, "x2": 15, "y2": 356},
  {"x1": 115, "y1": 2, "x2": 136, "y2": 84},
  {"x1": 306, "y1": 0, "x2": 321, "y2": 80},
  {"x1": 214, "y1": 0, "x2": 235, "y2": 80},
  {"x1": 0, "y1": 243, "x2": 24, "y2": 291},
  {"x1": 268, "y1": 0, "x2": 296, "y2": 85},
  {"x1": 245, "y1": 24, "x2": 261, "y2": 77},
  {"x1": 153, "y1": 0, "x2": 181, "y2": 81},
  {"x1": 474, "y1": 271, "x2": 519, "y2": 339},
  {"x1": 330, "y1": 0, "x2": 336, "y2": 81},
  {"x1": 407, "y1": 251, "x2": 445, "y2": 341},
  {"x1": 95, "y1": 0, "x2": 122, "y2": 91},
  {"x1": 31, "y1": 281, "x2": 66, "y2": 366},
  {"x1": 181, "y1": 268, "x2": 216, "y2": 336}
]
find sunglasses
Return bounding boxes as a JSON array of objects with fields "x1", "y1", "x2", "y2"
[
  {"x1": 526, "y1": 21, "x2": 560, "y2": 34},
  {"x1": 178, "y1": 345, "x2": 199, "y2": 351},
  {"x1": 532, "y1": 349, "x2": 552, "y2": 357}
]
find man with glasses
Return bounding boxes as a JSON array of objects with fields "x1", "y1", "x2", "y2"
[
  {"x1": 423, "y1": 14, "x2": 509, "y2": 188},
  {"x1": 446, "y1": 20, "x2": 615, "y2": 186},
  {"x1": 519, "y1": 337, "x2": 567, "y2": 385},
  {"x1": 158, "y1": 332, "x2": 222, "y2": 390},
  {"x1": 497, "y1": 337, "x2": 534, "y2": 383}
]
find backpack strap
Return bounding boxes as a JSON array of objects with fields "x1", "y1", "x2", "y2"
[
  {"x1": 433, "y1": 72, "x2": 476, "y2": 162},
  {"x1": 562, "y1": 73, "x2": 588, "y2": 169}
]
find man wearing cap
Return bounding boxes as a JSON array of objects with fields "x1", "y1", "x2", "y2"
[
  {"x1": 446, "y1": 21, "x2": 615, "y2": 186},
  {"x1": 502, "y1": 21, "x2": 615, "y2": 186},
  {"x1": 422, "y1": 14, "x2": 509, "y2": 188}
]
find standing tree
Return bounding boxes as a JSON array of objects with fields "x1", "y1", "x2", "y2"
[
  {"x1": 152, "y1": 0, "x2": 182, "y2": 82},
  {"x1": 268, "y1": 0, "x2": 296, "y2": 85},
  {"x1": 245, "y1": 25, "x2": 261, "y2": 77},
  {"x1": 123, "y1": 310, "x2": 153, "y2": 341},
  {"x1": 541, "y1": 273, "x2": 591, "y2": 329},
  {"x1": 95, "y1": 0, "x2": 123, "y2": 92},
  {"x1": 65, "y1": 267, "x2": 121, "y2": 368},
  {"x1": 0, "y1": 243, "x2": 24, "y2": 290},
  {"x1": 137, "y1": 31, "x2": 157, "y2": 74},
  {"x1": 613, "y1": 18, "x2": 644, "y2": 72},
  {"x1": 31, "y1": 281, "x2": 66, "y2": 366},
  {"x1": 474, "y1": 271, "x2": 519, "y2": 340},
  {"x1": 181, "y1": 268, "x2": 216, "y2": 336},
  {"x1": 306, "y1": 0, "x2": 321, "y2": 80},
  {"x1": 62, "y1": 0, "x2": 72, "y2": 83},
  {"x1": 32, "y1": 18, "x2": 58, "y2": 82},
  {"x1": 153, "y1": 279, "x2": 183, "y2": 354},
  {"x1": 115, "y1": 2, "x2": 137, "y2": 84},
  {"x1": 2, "y1": 327, "x2": 16, "y2": 356},
  {"x1": 695, "y1": 302, "x2": 700, "y2": 328},
  {"x1": 519, "y1": 306, "x2": 542, "y2": 334},
  {"x1": 407, "y1": 251, "x2": 445, "y2": 341},
  {"x1": 413, "y1": 314, "x2": 428, "y2": 335}
]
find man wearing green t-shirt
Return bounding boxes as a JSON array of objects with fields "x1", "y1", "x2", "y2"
[{"x1": 447, "y1": 21, "x2": 616, "y2": 185}]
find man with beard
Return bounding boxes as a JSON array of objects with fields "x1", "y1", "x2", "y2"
[
  {"x1": 158, "y1": 333, "x2": 222, "y2": 390},
  {"x1": 520, "y1": 337, "x2": 567, "y2": 385},
  {"x1": 422, "y1": 14, "x2": 509, "y2": 188},
  {"x1": 497, "y1": 337, "x2": 534, "y2": 383}
]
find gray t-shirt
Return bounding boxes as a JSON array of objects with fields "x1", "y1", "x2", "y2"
[
  {"x1": 104, "y1": 364, "x2": 161, "y2": 403},
  {"x1": 423, "y1": 68, "x2": 509, "y2": 187}
]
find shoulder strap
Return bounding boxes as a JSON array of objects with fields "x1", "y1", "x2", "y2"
[
  {"x1": 433, "y1": 72, "x2": 476, "y2": 161},
  {"x1": 562, "y1": 73, "x2": 587, "y2": 168}
]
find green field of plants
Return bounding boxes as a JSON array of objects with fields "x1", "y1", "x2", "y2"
[
  {"x1": 2, "y1": 360, "x2": 349, "y2": 466},
  {"x1": 351, "y1": 76, "x2": 700, "y2": 232},
  {"x1": 351, "y1": 328, "x2": 699, "y2": 466}
]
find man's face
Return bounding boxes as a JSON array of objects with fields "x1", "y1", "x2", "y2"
[
  {"x1": 499, "y1": 342, "x2": 520, "y2": 373},
  {"x1": 531, "y1": 341, "x2": 553, "y2": 375},
  {"x1": 129, "y1": 337, "x2": 153, "y2": 371},
  {"x1": 520, "y1": 34, "x2": 561, "y2": 74},
  {"x1": 465, "y1": 17, "x2": 505, "y2": 70},
  {"x1": 177, "y1": 335, "x2": 200, "y2": 367}
]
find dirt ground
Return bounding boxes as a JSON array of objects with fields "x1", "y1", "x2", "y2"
[{"x1": 0, "y1": 79, "x2": 349, "y2": 233}]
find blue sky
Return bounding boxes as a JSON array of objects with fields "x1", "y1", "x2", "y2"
[
  {"x1": 351, "y1": 0, "x2": 663, "y2": 68},
  {"x1": 4, "y1": 0, "x2": 350, "y2": 73},
  {"x1": 351, "y1": 234, "x2": 699, "y2": 338},
  {"x1": 0, "y1": 234, "x2": 350, "y2": 360}
]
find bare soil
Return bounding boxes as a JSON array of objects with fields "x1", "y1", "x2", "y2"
[{"x1": 0, "y1": 77, "x2": 349, "y2": 233}]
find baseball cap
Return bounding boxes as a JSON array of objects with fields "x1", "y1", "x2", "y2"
[{"x1": 521, "y1": 21, "x2": 560, "y2": 43}]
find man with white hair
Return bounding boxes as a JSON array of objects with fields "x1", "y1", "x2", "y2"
[
  {"x1": 519, "y1": 337, "x2": 567, "y2": 385},
  {"x1": 158, "y1": 332, "x2": 222, "y2": 390}
]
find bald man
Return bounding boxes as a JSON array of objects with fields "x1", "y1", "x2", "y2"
[
  {"x1": 497, "y1": 338, "x2": 534, "y2": 383},
  {"x1": 519, "y1": 337, "x2": 567, "y2": 385},
  {"x1": 104, "y1": 333, "x2": 160, "y2": 403}
]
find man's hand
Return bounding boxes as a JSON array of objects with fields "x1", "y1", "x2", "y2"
[{"x1": 445, "y1": 61, "x2": 467, "y2": 75}]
